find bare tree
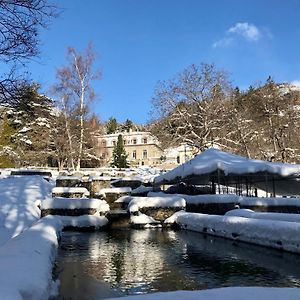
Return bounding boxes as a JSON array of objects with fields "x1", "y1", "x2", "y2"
[
  {"x1": 53, "y1": 44, "x2": 100, "y2": 171},
  {"x1": 0, "y1": 0, "x2": 58, "y2": 103},
  {"x1": 151, "y1": 63, "x2": 232, "y2": 150}
]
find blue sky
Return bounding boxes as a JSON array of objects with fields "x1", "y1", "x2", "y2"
[{"x1": 27, "y1": 0, "x2": 300, "y2": 124}]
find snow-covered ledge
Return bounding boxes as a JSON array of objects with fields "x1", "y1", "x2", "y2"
[{"x1": 165, "y1": 211, "x2": 300, "y2": 254}]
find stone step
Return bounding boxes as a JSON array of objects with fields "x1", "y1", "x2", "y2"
[{"x1": 106, "y1": 209, "x2": 130, "y2": 228}]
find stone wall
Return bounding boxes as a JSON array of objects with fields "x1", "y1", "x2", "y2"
[
  {"x1": 139, "y1": 207, "x2": 184, "y2": 222},
  {"x1": 41, "y1": 208, "x2": 98, "y2": 217}
]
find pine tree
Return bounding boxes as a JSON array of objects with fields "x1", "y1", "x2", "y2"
[
  {"x1": 111, "y1": 134, "x2": 129, "y2": 168},
  {"x1": 106, "y1": 117, "x2": 118, "y2": 134}
]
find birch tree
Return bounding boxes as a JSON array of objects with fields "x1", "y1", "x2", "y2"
[{"x1": 53, "y1": 44, "x2": 100, "y2": 171}]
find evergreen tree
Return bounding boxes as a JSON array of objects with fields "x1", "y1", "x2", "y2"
[
  {"x1": 123, "y1": 119, "x2": 133, "y2": 132},
  {"x1": 111, "y1": 134, "x2": 129, "y2": 168},
  {"x1": 106, "y1": 117, "x2": 118, "y2": 134}
]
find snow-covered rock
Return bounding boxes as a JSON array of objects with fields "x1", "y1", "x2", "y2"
[
  {"x1": 99, "y1": 187, "x2": 132, "y2": 196},
  {"x1": 165, "y1": 211, "x2": 300, "y2": 254},
  {"x1": 56, "y1": 215, "x2": 108, "y2": 229},
  {"x1": 131, "y1": 185, "x2": 155, "y2": 195},
  {"x1": 51, "y1": 187, "x2": 90, "y2": 198},
  {"x1": 128, "y1": 196, "x2": 186, "y2": 213},
  {"x1": 130, "y1": 212, "x2": 161, "y2": 227},
  {"x1": 41, "y1": 198, "x2": 109, "y2": 212}
]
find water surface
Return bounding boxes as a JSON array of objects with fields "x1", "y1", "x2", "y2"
[{"x1": 55, "y1": 229, "x2": 300, "y2": 300}]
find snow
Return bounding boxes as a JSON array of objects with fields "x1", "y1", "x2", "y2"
[
  {"x1": 127, "y1": 196, "x2": 186, "y2": 213},
  {"x1": 106, "y1": 287, "x2": 300, "y2": 300},
  {"x1": 56, "y1": 215, "x2": 108, "y2": 229},
  {"x1": 0, "y1": 216, "x2": 63, "y2": 300},
  {"x1": 225, "y1": 209, "x2": 300, "y2": 223},
  {"x1": 239, "y1": 196, "x2": 300, "y2": 207},
  {"x1": 0, "y1": 175, "x2": 52, "y2": 246},
  {"x1": 131, "y1": 185, "x2": 155, "y2": 195},
  {"x1": 41, "y1": 198, "x2": 110, "y2": 212},
  {"x1": 130, "y1": 212, "x2": 161, "y2": 226},
  {"x1": 88, "y1": 175, "x2": 111, "y2": 181},
  {"x1": 98, "y1": 187, "x2": 132, "y2": 195},
  {"x1": 148, "y1": 192, "x2": 300, "y2": 207},
  {"x1": 148, "y1": 192, "x2": 240, "y2": 204},
  {"x1": 154, "y1": 148, "x2": 300, "y2": 184},
  {"x1": 115, "y1": 195, "x2": 133, "y2": 204},
  {"x1": 165, "y1": 211, "x2": 300, "y2": 254},
  {"x1": 56, "y1": 176, "x2": 82, "y2": 181},
  {"x1": 51, "y1": 186, "x2": 90, "y2": 197}
]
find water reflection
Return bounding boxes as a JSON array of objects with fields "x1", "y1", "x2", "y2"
[{"x1": 55, "y1": 229, "x2": 300, "y2": 300}]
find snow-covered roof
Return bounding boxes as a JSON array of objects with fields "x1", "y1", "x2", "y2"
[{"x1": 154, "y1": 149, "x2": 300, "y2": 191}]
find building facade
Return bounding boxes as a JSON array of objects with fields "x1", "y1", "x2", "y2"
[{"x1": 94, "y1": 131, "x2": 165, "y2": 167}]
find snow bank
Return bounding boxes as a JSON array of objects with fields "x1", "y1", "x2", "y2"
[
  {"x1": 106, "y1": 287, "x2": 300, "y2": 300},
  {"x1": 57, "y1": 215, "x2": 108, "y2": 229},
  {"x1": 154, "y1": 148, "x2": 300, "y2": 184},
  {"x1": 225, "y1": 209, "x2": 300, "y2": 223},
  {"x1": 0, "y1": 175, "x2": 52, "y2": 246},
  {"x1": 115, "y1": 196, "x2": 133, "y2": 204},
  {"x1": 0, "y1": 216, "x2": 63, "y2": 300},
  {"x1": 166, "y1": 211, "x2": 300, "y2": 254},
  {"x1": 128, "y1": 196, "x2": 186, "y2": 213},
  {"x1": 51, "y1": 187, "x2": 90, "y2": 197},
  {"x1": 41, "y1": 198, "x2": 109, "y2": 212}
]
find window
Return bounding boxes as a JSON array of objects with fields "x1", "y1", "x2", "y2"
[
  {"x1": 132, "y1": 150, "x2": 136, "y2": 159},
  {"x1": 143, "y1": 138, "x2": 147, "y2": 144},
  {"x1": 112, "y1": 140, "x2": 116, "y2": 146},
  {"x1": 177, "y1": 156, "x2": 180, "y2": 164},
  {"x1": 143, "y1": 150, "x2": 147, "y2": 159},
  {"x1": 132, "y1": 139, "x2": 137, "y2": 145},
  {"x1": 123, "y1": 139, "x2": 126, "y2": 145}
]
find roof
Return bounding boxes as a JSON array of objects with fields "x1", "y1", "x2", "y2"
[{"x1": 154, "y1": 149, "x2": 300, "y2": 196}]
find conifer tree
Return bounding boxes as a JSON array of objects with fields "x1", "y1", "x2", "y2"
[
  {"x1": 111, "y1": 134, "x2": 129, "y2": 168},
  {"x1": 106, "y1": 117, "x2": 118, "y2": 134}
]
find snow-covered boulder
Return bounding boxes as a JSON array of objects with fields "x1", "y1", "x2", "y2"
[
  {"x1": 131, "y1": 185, "x2": 156, "y2": 196},
  {"x1": 41, "y1": 198, "x2": 109, "y2": 217},
  {"x1": 98, "y1": 187, "x2": 132, "y2": 204},
  {"x1": 128, "y1": 196, "x2": 186, "y2": 222},
  {"x1": 51, "y1": 187, "x2": 90, "y2": 198},
  {"x1": 56, "y1": 215, "x2": 108, "y2": 230},
  {"x1": 56, "y1": 176, "x2": 82, "y2": 187}
]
